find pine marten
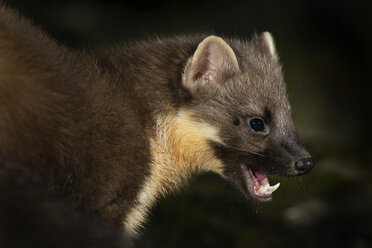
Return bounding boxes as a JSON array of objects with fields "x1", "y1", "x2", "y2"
[{"x1": 0, "y1": 5, "x2": 313, "y2": 247}]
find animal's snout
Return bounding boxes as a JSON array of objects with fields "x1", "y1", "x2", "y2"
[{"x1": 294, "y1": 157, "x2": 314, "y2": 175}]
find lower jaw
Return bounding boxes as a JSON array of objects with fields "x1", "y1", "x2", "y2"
[
  {"x1": 249, "y1": 193, "x2": 272, "y2": 202},
  {"x1": 240, "y1": 164, "x2": 279, "y2": 201}
]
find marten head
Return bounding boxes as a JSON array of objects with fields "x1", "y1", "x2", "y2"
[{"x1": 181, "y1": 33, "x2": 313, "y2": 202}]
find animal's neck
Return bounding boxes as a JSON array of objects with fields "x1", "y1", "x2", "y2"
[{"x1": 124, "y1": 109, "x2": 224, "y2": 235}]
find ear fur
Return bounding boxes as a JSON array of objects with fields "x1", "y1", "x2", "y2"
[
  {"x1": 260, "y1": 32, "x2": 278, "y2": 60},
  {"x1": 182, "y1": 35, "x2": 240, "y2": 95}
]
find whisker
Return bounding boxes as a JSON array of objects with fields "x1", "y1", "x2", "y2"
[
  {"x1": 245, "y1": 140, "x2": 270, "y2": 153},
  {"x1": 224, "y1": 145, "x2": 265, "y2": 157}
]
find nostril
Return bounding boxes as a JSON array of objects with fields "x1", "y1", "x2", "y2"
[{"x1": 295, "y1": 158, "x2": 314, "y2": 173}]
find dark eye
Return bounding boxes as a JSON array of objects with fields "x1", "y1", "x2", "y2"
[{"x1": 249, "y1": 117, "x2": 265, "y2": 132}]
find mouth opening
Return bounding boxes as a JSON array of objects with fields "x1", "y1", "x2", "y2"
[{"x1": 240, "y1": 165, "x2": 280, "y2": 200}]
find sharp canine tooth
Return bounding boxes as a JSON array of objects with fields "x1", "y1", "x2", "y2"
[
  {"x1": 258, "y1": 183, "x2": 280, "y2": 195},
  {"x1": 269, "y1": 183, "x2": 280, "y2": 193}
]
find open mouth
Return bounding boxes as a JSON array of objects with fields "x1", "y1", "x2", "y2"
[{"x1": 240, "y1": 164, "x2": 280, "y2": 201}]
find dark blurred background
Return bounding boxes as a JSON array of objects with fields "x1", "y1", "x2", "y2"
[{"x1": 3, "y1": 0, "x2": 372, "y2": 247}]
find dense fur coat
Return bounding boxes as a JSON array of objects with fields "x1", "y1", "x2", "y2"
[
  {"x1": 0, "y1": 4, "x2": 312, "y2": 247},
  {"x1": 0, "y1": 160, "x2": 132, "y2": 248}
]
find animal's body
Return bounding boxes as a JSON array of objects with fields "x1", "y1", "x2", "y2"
[{"x1": 0, "y1": 5, "x2": 313, "y2": 247}]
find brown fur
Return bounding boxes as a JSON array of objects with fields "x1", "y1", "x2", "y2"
[
  {"x1": 0, "y1": 4, "x2": 312, "y2": 246},
  {"x1": 0, "y1": 5, "x2": 152, "y2": 225},
  {"x1": 0, "y1": 160, "x2": 133, "y2": 248}
]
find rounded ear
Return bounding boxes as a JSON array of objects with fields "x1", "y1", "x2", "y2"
[
  {"x1": 260, "y1": 32, "x2": 278, "y2": 60},
  {"x1": 182, "y1": 35, "x2": 240, "y2": 95}
]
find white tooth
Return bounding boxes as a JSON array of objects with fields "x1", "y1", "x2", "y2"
[
  {"x1": 258, "y1": 183, "x2": 280, "y2": 195},
  {"x1": 269, "y1": 183, "x2": 280, "y2": 193},
  {"x1": 258, "y1": 186, "x2": 265, "y2": 194},
  {"x1": 259, "y1": 184, "x2": 270, "y2": 194}
]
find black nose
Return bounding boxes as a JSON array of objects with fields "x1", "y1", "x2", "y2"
[{"x1": 295, "y1": 158, "x2": 314, "y2": 175}]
